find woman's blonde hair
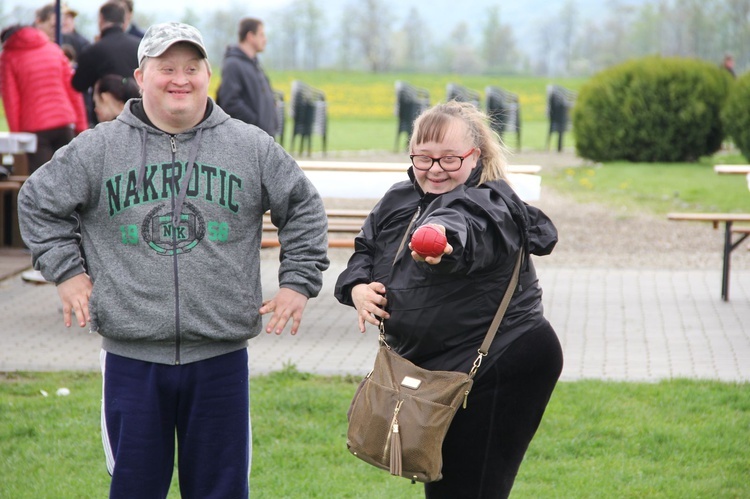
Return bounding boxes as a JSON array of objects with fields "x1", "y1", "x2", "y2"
[{"x1": 409, "y1": 100, "x2": 509, "y2": 184}]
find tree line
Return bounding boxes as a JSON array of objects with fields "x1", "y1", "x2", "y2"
[
  {"x1": 1, "y1": 0, "x2": 747, "y2": 77},
  {"x1": 264, "y1": 0, "x2": 749, "y2": 77}
]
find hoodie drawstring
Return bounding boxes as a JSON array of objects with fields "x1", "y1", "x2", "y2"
[
  {"x1": 136, "y1": 129, "x2": 148, "y2": 193},
  {"x1": 172, "y1": 127, "x2": 203, "y2": 227}
]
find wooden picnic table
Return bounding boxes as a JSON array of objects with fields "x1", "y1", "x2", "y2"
[{"x1": 667, "y1": 212, "x2": 750, "y2": 301}]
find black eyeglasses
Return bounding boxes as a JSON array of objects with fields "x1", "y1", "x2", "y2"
[{"x1": 409, "y1": 148, "x2": 476, "y2": 172}]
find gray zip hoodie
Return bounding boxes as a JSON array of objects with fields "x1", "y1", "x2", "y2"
[{"x1": 18, "y1": 99, "x2": 329, "y2": 365}]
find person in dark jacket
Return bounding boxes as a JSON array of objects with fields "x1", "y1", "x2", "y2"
[
  {"x1": 335, "y1": 101, "x2": 563, "y2": 498},
  {"x1": 117, "y1": 0, "x2": 145, "y2": 38},
  {"x1": 217, "y1": 17, "x2": 279, "y2": 137},
  {"x1": 61, "y1": 5, "x2": 91, "y2": 63},
  {"x1": 72, "y1": 1, "x2": 139, "y2": 126}
]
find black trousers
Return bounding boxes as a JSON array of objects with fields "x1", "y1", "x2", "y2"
[
  {"x1": 425, "y1": 322, "x2": 563, "y2": 499},
  {"x1": 27, "y1": 126, "x2": 75, "y2": 174}
]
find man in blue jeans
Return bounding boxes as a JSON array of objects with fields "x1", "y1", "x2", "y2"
[{"x1": 18, "y1": 22, "x2": 329, "y2": 498}]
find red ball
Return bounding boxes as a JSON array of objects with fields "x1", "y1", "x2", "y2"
[{"x1": 411, "y1": 225, "x2": 447, "y2": 258}]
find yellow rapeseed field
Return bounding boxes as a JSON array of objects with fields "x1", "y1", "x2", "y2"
[{"x1": 211, "y1": 71, "x2": 586, "y2": 122}]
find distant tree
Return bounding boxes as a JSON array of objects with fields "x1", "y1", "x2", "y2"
[
  {"x1": 480, "y1": 5, "x2": 518, "y2": 74},
  {"x1": 344, "y1": 0, "x2": 393, "y2": 72},
  {"x1": 721, "y1": 0, "x2": 750, "y2": 72},
  {"x1": 667, "y1": 0, "x2": 718, "y2": 58},
  {"x1": 633, "y1": 0, "x2": 732, "y2": 65},
  {"x1": 440, "y1": 21, "x2": 482, "y2": 74},
  {"x1": 558, "y1": 0, "x2": 578, "y2": 75},
  {"x1": 629, "y1": 2, "x2": 664, "y2": 57},
  {"x1": 269, "y1": 8, "x2": 302, "y2": 69},
  {"x1": 267, "y1": 0, "x2": 325, "y2": 70},
  {"x1": 297, "y1": 0, "x2": 325, "y2": 70},
  {"x1": 571, "y1": 19, "x2": 604, "y2": 74},
  {"x1": 535, "y1": 18, "x2": 556, "y2": 76},
  {"x1": 336, "y1": 3, "x2": 357, "y2": 70},
  {"x1": 180, "y1": 8, "x2": 202, "y2": 31},
  {"x1": 203, "y1": 6, "x2": 246, "y2": 65},
  {"x1": 688, "y1": 0, "x2": 719, "y2": 57},
  {"x1": 392, "y1": 7, "x2": 432, "y2": 71},
  {"x1": 534, "y1": 1, "x2": 577, "y2": 76},
  {"x1": 452, "y1": 20, "x2": 472, "y2": 46},
  {"x1": 597, "y1": 2, "x2": 637, "y2": 67}
]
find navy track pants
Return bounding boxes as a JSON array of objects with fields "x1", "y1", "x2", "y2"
[{"x1": 100, "y1": 349, "x2": 251, "y2": 499}]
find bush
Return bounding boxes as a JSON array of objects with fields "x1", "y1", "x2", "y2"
[
  {"x1": 722, "y1": 72, "x2": 750, "y2": 161},
  {"x1": 573, "y1": 56, "x2": 733, "y2": 162}
]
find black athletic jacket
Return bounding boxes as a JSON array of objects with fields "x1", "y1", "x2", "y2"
[{"x1": 334, "y1": 163, "x2": 558, "y2": 375}]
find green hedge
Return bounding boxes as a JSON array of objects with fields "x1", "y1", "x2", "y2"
[
  {"x1": 573, "y1": 56, "x2": 733, "y2": 162},
  {"x1": 722, "y1": 72, "x2": 750, "y2": 161}
]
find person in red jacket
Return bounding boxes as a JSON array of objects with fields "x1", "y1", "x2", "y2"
[{"x1": 0, "y1": 24, "x2": 88, "y2": 173}]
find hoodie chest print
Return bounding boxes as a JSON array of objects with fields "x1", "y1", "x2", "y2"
[{"x1": 106, "y1": 162, "x2": 244, "y2": 255}]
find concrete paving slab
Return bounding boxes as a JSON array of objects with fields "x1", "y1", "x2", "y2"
[{"x1": 1, "y1": 250, "x2": 749, "y2": 382}]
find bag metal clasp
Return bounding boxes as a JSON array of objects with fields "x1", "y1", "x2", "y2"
[{"x1": 469, "y1": 349, "x2": 486, "y2": 378}]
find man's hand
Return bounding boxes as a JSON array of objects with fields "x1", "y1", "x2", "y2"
[
  {"x1": 56, "y1": 273, "x2": 93, "y2": 328},
  {"x1": 259, "y1": 288, "x2": 309, "y2": 335}
]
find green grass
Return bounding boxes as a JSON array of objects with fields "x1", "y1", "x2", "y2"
[
  {"x1": 543, "y1": 152, "x2": 750, "y2": 214},
  {"x1": 262, "y1": 71, "x2": 582, "y2": 154},
  {"x1": 1, "y1": 369, "x2": 749, "y2": 498},
  {"x1": 264, "y1": 71, "x2": 586, "y2": 121},
  {"x1": 280, "y1": 118, "x2": 554, "y2": 154}
]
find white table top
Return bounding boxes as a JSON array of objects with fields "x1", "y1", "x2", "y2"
[
  {"x1": 0, "y1": 132, "x2": 37, "y2": 154},
  {"x1": 714, "y1": 164, "x2": 750, "y2": 174}
]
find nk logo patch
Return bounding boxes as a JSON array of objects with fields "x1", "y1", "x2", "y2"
[{"x1": 141, "y1": 202, "x2": 206, "y2": 255}]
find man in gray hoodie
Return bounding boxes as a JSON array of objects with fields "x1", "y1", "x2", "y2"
[
  {"x1": 217, "y1": 17, "x2": 279, "y2": 137},
  {"x1": 18, "y1": 22, "x2": 328, "y2": 498}
]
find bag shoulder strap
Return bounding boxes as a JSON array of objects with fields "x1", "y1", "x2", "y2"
[
  {"x1": 392, "y1": 208, "x2": 421, "y2": 266},
  {"x1": 470, "y1": 251, "x2": 522, "y2": 377}
]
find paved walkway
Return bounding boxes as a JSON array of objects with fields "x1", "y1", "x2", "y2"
[{"x1": 1, "y1": 248, "x2": 749, "y2": 382}]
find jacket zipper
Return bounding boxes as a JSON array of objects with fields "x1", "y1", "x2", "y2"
[{"x1": 170, "y1": 136, "x2": 181, "y2": 365}]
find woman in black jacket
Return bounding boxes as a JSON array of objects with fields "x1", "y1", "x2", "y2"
[{"x1": 335, "y1": 101, "x2": 563, "y2": 498}]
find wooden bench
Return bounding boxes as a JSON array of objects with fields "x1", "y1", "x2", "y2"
[
  {"x1": 261, "y1": 208, "x2": 369, "y2": 249},
  {"x1": 262, "y1": 159, "x2": 544, "y2": 249},
  {"x1": 667, "y1": 212, "x2": 750, "y2": 301},
  {"x1": 0, "y1": 180, "x2": 22, "y2": 192}
]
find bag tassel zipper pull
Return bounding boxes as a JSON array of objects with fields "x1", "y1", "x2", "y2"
[
  {"x1": 389, "y1": 400, "x2": 403, "y2": 477},
  {"x1": 390, "y1": 421, "x2": 402, "y2": 477}
]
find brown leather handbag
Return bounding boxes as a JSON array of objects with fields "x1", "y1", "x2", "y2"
[{"x1": 346, "y1": 224, "x2": 522, "y2": 482}]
